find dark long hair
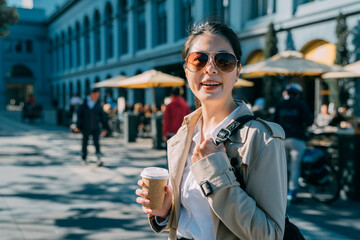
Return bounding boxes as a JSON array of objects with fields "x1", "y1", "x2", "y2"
[{"x1": 182, "y1": 21, "x2": 242, "y2": 109}]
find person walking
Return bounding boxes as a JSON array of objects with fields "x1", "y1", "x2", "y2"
[
  {"x1": 74, "y1": 88, "x2": 108, "y2": 166},
  {"x1": 136, "y1": 21, "x2": 287, "y2": 239},
  {"x1": 274, "y1": 83, "x2": 314, "y2": 204},
  {"x1": 69, "y1": 93, "x2": 82, "y2": 125},
  {"x1": 162, "y1": 87, "x2": 190, "y2": 142}
]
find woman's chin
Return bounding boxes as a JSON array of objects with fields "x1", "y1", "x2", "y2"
[{"x1": 198, "y1": 95, "x2": 225, "y2": 105}]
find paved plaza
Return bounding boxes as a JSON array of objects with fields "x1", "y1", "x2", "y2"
[{"x1": 0, "y1": 111, "x2": 359, "y2": 240}]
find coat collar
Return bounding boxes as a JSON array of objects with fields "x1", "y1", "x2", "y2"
[{"x1": 167, "y1": 100, "x2": 253, "y2": 182}]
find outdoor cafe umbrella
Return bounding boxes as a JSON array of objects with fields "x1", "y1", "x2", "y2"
[
  {"x1": 94, "y1": 75, "x2": 128, "y2": 88},
  {"x1": 322, "y1": 60, "x2": 360, "y2": 79},
  {"x1": 240, "y1": 51, "x2": 345, "y2": 78},
  {"x1": 240, "y1": 50, "x2": 346, "y2": 115},
  {"x1": 116, "y1": 69, "x2": 186, "y2": 109},
  {"x1": 234, "y1": 78, "x2": 254, "y2": 88}
]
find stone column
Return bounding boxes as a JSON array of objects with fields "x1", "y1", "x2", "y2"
[
  {"x1": 128, "y1": 0, "x2": 136, "y2": 56},
  {"x1": 0, "y1": 40, "x2": 6, "y2": 110},
  {"x1": 167, "y1": 0, "x2": 175, "y2": 44}
]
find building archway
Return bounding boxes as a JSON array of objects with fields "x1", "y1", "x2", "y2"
[
  {"x1": 6, "y1": 64, "x2": 34, "y2": 107},
  {"x1": 300, "y1": 39, "x2": 336, "y2": 65},
  {"x1": 118, "y1": 72, "x2": 128, "y2": 101},
  {"x1": 245, "y1": 49, "x2": 264, "y2": 65},
  {"x1": 300, "y1": 39, "x2": 336, "y2": 110}
]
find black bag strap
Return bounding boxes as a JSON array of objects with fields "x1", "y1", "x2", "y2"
[
  {"x1": 215, "y1": 115, "x2": 257, "y2": 146},
  {"x1": 215, "y1": 114, "x2": 257, "y2": 190}
]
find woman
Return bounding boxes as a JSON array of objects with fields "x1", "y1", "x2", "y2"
[{"x1": 136, "y1": 21, "x2": 287, "y2": 239}]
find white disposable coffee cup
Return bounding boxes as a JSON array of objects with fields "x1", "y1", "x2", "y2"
[{"x1": 140, "y1": 167, "x2": 169, "y2": 210}]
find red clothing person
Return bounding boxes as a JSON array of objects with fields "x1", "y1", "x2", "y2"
[{"x1": 162, "y1": 88, "x2": 190, "y2": 141}]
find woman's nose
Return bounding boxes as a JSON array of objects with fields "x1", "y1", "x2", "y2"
[{"x1": 204, "y1": 57, "x2": 218, "y2": 74}]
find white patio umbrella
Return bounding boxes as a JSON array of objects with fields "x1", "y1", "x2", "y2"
[
  {"x1": 234, "y1": 78, "x2": 254, "y2": 88},
  {"x1": 94, "y1": 75, "x2": 128, "y2": 88},
  {"x1": 117, "y1": 69, "x2": 186, "y2": 109},
  {"x1": 240, "y1": 51, "x2": 346, "y2": 115},
  {"x1": 241, "y1": 51, "x2": 345, "y2": 78},
  {"x1": 322, "y1": 60, "x2": 360, "y2": 79}
]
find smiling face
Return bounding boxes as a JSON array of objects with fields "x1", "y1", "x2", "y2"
[{"x1": 185, "y1": 33, "x2": 241, "y2": 108}]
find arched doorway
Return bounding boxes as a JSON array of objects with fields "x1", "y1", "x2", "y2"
[
  {"x1": 300, "y1": 39, "x2": 336, "y2": 65},
  {"x1": 301, "y1": 40, "x2": 336, "y2": 111},
  {"x1": 118, "y1": 72, "x2": 128, "y2": 101},
  {"x1": 245, "y1": 49, "x2": 264, "y2": 65},
  {"x1": 6, "y1": 64, "x2": 34, "y2": 108}
]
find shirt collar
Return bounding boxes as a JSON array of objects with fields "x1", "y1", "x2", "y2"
[{"x1": 192, "y1": 105, "x2": 242, "y2": 144}]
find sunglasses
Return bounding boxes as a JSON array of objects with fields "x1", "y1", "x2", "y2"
[{"x1": 185, "y1": 51, "x2": 238, "y2": 73}]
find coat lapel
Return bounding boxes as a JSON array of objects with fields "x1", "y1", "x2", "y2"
[{"x1": 167, "y1": 109, "x2": 201, "y2": 228}]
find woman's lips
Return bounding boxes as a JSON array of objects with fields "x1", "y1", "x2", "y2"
[{"x1": 200, "y1": 81, "x2": 221, "y2": 90}]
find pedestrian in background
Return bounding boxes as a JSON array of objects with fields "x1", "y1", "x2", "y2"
[
  {"x1": 162, "y1": 87, "x2": 190, "y2": 142},
  {"x1": 136, "y1": 21, "x2": 287, "y2": 239},
  {"x1": 69, "y1": 93, "x2": 82, "y2": 125},
  {"x1": 74, "y1": 88, "x2": 108, "y2": 166},
  {"x1": 274, "y1": 83, "x2": 314, "y2": 204},
  {"x1": 315, "y1": 104, "x2": 333, "y2": 127}
]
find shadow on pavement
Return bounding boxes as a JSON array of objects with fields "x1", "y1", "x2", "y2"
[{"x1": 287, "y1": 197, "x2": 360, "y2": 239}]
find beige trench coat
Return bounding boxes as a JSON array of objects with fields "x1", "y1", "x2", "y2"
[{"x1": 149, "y1": 101, "x2": 287, "y2": 240}]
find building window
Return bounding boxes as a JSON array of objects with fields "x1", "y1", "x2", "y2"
[
  {"x1": 69, "y1": 82, "x2": 73, "y2": 99},
  {"x1": 56, "y1": 85, "x2": 60, "y2": 106},
  {"x1": 273, "y1": 0, "x2": 276, "y2": 13},
  {"x1": 48, "y1": 40, "x2": 52, "y2": 73},
  {"x1": 4, "y1": 39, "x2": 12, "y2": 53},
  {"x1": 61, "y1": 32, "x2": 65, "y2": 71},
  {"x1": 208, "y1": 0, "x2": 226, "y2": 19},
  {"x1": 68, "y1": 28, "x2": 73, "y2": 69},
  {"x1": 84, "y1": 17, "x2": 90, "y2": 64},
  {"x1": 250, "y1": 0, "x2": 270, "y2": 19},
  {"x1": 180, "y1": 0, "x2": 193, "y2": 38},
  {"x1": 75, "y1": 22, "x2": 81, "y2": 67},
  {"x1": 55, "y1": 36, "x2": 59, "y2": 72},
  {"x1": 302, "y1": 0, "x2": 315, "y2": 3},
  {"x1": 62, "y1": 83, "x2": 66, "y2": 109},
  {"x1": 119, "y1": 0, "x2": 128, "y2": 55},
  {"x1": 136, "y1": 0, "x2": 146, "y2": 50},
  {"x1": 85, "y1": 79, "x2": 90, "y2": 95},
  {"x1": 156, "y1": 0, "x2": 167, "y2": 45},
  {"x1": 25, "y1": 39, "x2": 33, "y2": 53},
  {"x1": 77, "y1": 81, "x2": 81, "y2": 96},
  {"x1": 15, "y1": 39, "x2": 22, "y2": 52},
  {"x1": 105, "y1": 2, "x2": 114, "y2": 59},
  {"x1": 94, "y1": 10, "x2": 101, "y2": 62}
]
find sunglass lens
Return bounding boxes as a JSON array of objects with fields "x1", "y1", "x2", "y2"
[
  {"x1": 187, "y1": 52, "x2": 209, "y2": 72},
  {"x1": 215, "y1": 53, "x2": 237, "y2": 72}
]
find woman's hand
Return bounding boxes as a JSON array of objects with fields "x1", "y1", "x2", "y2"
[
  {"x1": 191, "y1": 138, "x2": 226, "y2": 163},
  {"x1": 135, "y1": 179, "x2": 173, "y2": 219}
]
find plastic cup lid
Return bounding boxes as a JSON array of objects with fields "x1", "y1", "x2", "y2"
[{"x1": 140, "y1": 167, "x2": 169, "y2": 179}]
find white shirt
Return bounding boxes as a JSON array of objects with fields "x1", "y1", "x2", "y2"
[
  {"x1": 176, "y1": 106, "x2": 241, "y2": 240},
  {"x1": 70, "y1": 96, "x2": 82, "y2": 106}
]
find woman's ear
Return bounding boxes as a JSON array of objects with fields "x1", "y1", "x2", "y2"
[
  {"x1": 184, "y1": 66, "x2": 189, "y2": 79},
  {"x1": 237, "y1": 64, "x2": 242, "y2": 76}
]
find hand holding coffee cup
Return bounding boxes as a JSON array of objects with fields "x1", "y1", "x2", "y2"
[{"x1": 136, "y1": 167, "x2": 172, "y2": 218}]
